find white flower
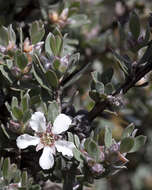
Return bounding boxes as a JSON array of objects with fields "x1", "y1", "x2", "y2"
[{"x1": 16, "y1": 112, "x2": 75, "y2": 170}]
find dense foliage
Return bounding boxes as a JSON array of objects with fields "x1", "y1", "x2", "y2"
[{"x1": 0, "y1": 0, "x2": 151, "y2": 189}]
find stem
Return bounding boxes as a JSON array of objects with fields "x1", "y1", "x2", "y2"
[
  {"x1": 63, "y1": 166, "x2": 83, "y2": 190},
  {"x1": 63, "y1": 172, "x2": 75, "y2": 190}
]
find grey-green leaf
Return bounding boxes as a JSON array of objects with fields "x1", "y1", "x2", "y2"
[
  {"x1": 130, "y1": 135, "x2": 147, "y2": 153},
  {"x1": 74, "y1": 134, "x2": 80, "y2": 148},
  {"x1": 120, "y1": 137, "x2": 134, "y2": 153},
  {"x1": 29, "y1": 21, "x2": 45, "y2": 44},
  {"x1": 73, "y1": 148, "x2": 83, "y2": 162},
  {"x1": 45, "y1": 33, "x2": 53, "y2": 57},
  {"x1": 104, "y1": 127, "x2": 112, "y2": 148},
  {"x1": 47, "y1": 101, "x2": 59, "y2": 123},
  {"x1": 122, "y1": 123, "x2": 135, "y2": 139},
  {"x1": 68, "y1": 132, "x2": 74, "y2": 143},
  {"x1": 21, "y1": 94, "x2": 29, "y2": 112},
  {"x1": 87, "y1": 140, "x2": 100, "y2": 161}
]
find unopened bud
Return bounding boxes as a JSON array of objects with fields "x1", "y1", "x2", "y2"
[
  {"x1": 49, "y1": 11, "x2": 59, "y2": 23},
  {"x1": 92, "y1": 163, "x2": 105, "y2": 174},
  {"x1": 7, "y1": 41, "x2": 16, "y2": 51},
  {"x1": 24, "y1": 38, "x2": 33, "y2": 53}
]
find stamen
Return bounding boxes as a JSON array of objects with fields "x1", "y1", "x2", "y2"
[{"x1": 40, "y1": 132, "x2": 55, "y2": 146}]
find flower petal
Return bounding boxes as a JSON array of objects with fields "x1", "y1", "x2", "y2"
[
  {"x1": 39, "y1": 146, "x2": 54, "y2": 170},
  {"x1": 36, "y1": 143, "x2": 44, "y2": 152},
  {"x1": 55, "y1": 140, "x2": 75, "y2": 157},
  {"x1": 52, "y1": 114, "x2": 72, "y2": 134},
  {"x1": 30, "y1": 112, "x2": 46, "y2": 132},
  {"x1": 16, "y1": 134, "x2": 40, "y2": 149}
]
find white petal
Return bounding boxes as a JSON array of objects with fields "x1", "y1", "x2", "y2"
[
  {"x1": 52, "y1": 114, "x2": 72, "y2": 134},
  {"x1": 16, "y1": 134, "x2": 40, "y2": 149},
  {"x1": 39, "y1": 146, "x2": 54, "y2": 170},
  {"x1": 36, "y1": 143, "x2": 44, "y2": 152},
  {"x1": 29, "y1": 112, "x2": 46, "y2": 132},
  {"x1": 55, "y1": 140, "x2": 75, "y2": 157}
]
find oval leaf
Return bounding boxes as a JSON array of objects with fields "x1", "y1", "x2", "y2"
[{"x1": 120, "y1": 137, "x2": 134, "y2": 153}]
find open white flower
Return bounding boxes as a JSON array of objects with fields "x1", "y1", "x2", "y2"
[{"x1": 16, "y1": 112, "x2": 75, "y2": 170}]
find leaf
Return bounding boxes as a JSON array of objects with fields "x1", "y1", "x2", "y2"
[
  {"x1": 47, "y1": 101, "x2": 59, "y2": 123},
  {"x1": 53, "y1": 27, "x2": 62, "y2": 38},
  {"x1": 19, "y1": 27, "x2": 23, "y2": 52},
  {"x1": 100, "y1": 68, "x2": 114, "y2": 85},
  {"x1": 12, "y1": 106, "x2": 23, "y2": 121},
  {"x1": 0, "y1": 65, "x2": 15, "y2": 84},
  {"x1": 53, "y1": 59, "x2": 61, "y2": 70},
  {"x1": 138, "y1": 43, "x2": 152, "y2": 65},
  {"x1": 0, "y1": 26, "x2": 8, "y2": 46},
  {"x1": 8, "y1": 24, "x2": 16, "y2": 43},
  {"x1": 32, "y1": 64, "x2": 50, "y2": 91},
  {"x1": 62, "y1": 63, "x2": 91, "y2": 89},
  {"x1": 68, "y1": 132, "x2": 74, "y2": 142},
  {"x1": 2, "y1": 158, "x2": 10, "y2": 180},
  {"x1": 45, "y1": 33, "x2": 53, "y2": 57},
  {"x1": 130, "y1": 135, "x2": 147, "y2": 153},
  {"x1": 30, "y1": 95, "x2": 41, "y2": 106},
  {"x1": 113, "y1": 51, "x2": 129, "y2": 76},
  {"x1": 86, "y1": 139, "x2": 100, "y2": 161},
  {"x1": 105, "y1": 83, "x2": 114, "y2": 94},
  {"x1": 62, "y1": 53, "x2": 80, "y2": 77},
  {"x1": 33, "y1": 54, "x2": 46, "y2": 73},
  {"x1": 122, "y1": 123, "x2": 135, "y2": 139},
  {"x1": 21, "y1": 94, "x2": 29, "y2": 112},
  {"x1": 21, "y1": 171, "x2": 28, "y2": 187},
  {"x1": 0, "y1": 124, "x2": 10, "y2": 139},
  {"x1": 129, "y1": 11, "x2": 140, "y2": 39},
  {"x1": 56, "y1": 35, "x2": 63, "y2": 56},
  {"x1": 104, "y1": 127, "x2": 112, "y2": 148},
  {"x1": 73, "y1": 148, "x2": 83, "y2": 162},
  {"x1": 74, "y1": 134, "x2": 80, "y2": 148},
  {"x1": 29, "y1": 21, "x2": 45, "y2": 44},
  {"x1": 22, "y1": 111, "x2": 31, "y2": 124},
  {"x1": 11, "y1": 96, "x2": 18, "y2": 108},
  {"x1": 15, "y1": 52, "x2": 28, "y2": 71},
  {"x1": 120, "y1": 137, "x2": 134, "y2": 153},
  {"x1": 91, "y1": 71, "x2": 100, "y2": 82},
  {"x1": 45, "y1": 70, "x2": 58, "y2": 89},
  {"x1": 91, "y1": 80, "x2": 104, "y2": 94},
  {"x1": 70, "y1": 14, "x2": 90, "y2": 27}
]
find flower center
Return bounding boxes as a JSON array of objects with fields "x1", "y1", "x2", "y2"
[{"x1": 40, "y1": 132, "x2": 55, "y2": 146}]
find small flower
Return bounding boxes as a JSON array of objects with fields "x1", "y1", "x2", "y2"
[
  {"x1": 16, "y1": 112, "x2": 75, "y2": 170},
  {"x1": 49, "y1": 8, "x2": 70, "y2": 28},
  {"x1": 23, "y1": 38, "x2": 44, "y2": 55}
]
